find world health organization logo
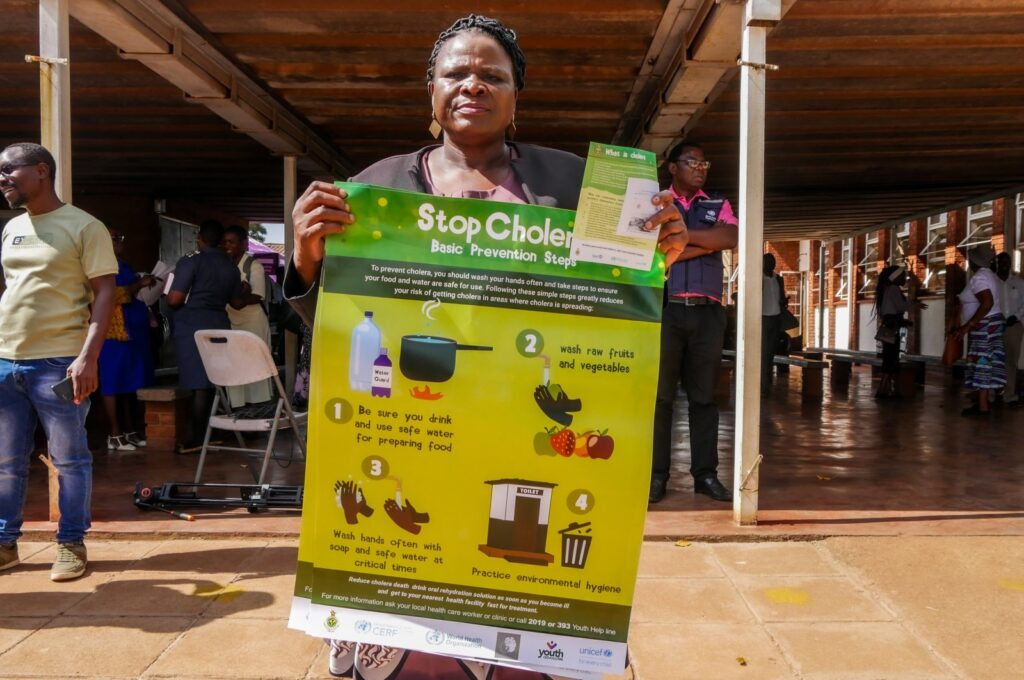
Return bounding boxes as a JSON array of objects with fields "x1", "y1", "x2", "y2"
[{"x1": 425, "y1": 630, "x2": 445, "y2": 645}]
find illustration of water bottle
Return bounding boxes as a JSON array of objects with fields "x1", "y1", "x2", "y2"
[
  {"x1": 349, "y1": 311, "x2": 381, "y2": 392},
  {"x1": 371, "y1": 348, "x2": 393, "y2": 398}
]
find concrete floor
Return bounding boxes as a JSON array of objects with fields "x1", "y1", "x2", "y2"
[
  {"x1": 17, "y1": 365, "x2": 1021, "y2": 540},
  {"x1": 2, "y1": 536, "x2": 1021, "y2": 679},
  {"x1": 4, "y1": 366, "x2": 1023, "y2": 679}
]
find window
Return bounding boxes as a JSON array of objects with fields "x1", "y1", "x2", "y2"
[
  {"x1": 158, "y1": 216, "x2": 198, "y2": 266},
  {"x1": 920, "y1": 213, "x2": 947, "y2": 292},
  {"x1": 780, "y1": 271, "x2": 800, "y2": 332},
  {"x1": 1016, "y1": 193, "x2": 1024, "y2": 253},
  {"x1": 893, "y1": 222, "x2": 911, "y2": 263},
  {"x1": 858, "y1": 231, "x2": 881, "y2": 295},
  {"x1": 833, "y1": 239, "x2": 850, "y2": 300},
  {"x1": 811, "y1": 246, "x2": 828, "y2": 309},
  {"x1": 960, "y1": 201, "x2": 993, "y2": 250}
]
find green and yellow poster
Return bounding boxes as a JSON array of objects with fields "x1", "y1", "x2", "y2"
[{"x1": 293, "y1": 175, "x2": 663, "y2": 677}]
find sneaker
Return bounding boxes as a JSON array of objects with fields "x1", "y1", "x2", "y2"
[
  {"x1": 0, "y1": 543, "x2": 19, "y2": 572},
  {"x1": 51, "y1": 542, "x2": 87, "y2": 581},
  {"x1": 125, "y1": 431, "x2": 147, "y2": 447},
  {"x1": 107, "y1": 434, "x2": 136, "y2": 451},
  {"x1": 327, "y1": 640, "x2": 355, "y2": 678}
]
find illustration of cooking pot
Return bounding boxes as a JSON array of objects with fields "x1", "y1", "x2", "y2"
[{"x1": 399, "y1": 335, "x2": 493, "y2": 383}]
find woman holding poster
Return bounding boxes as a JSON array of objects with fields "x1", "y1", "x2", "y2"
[{"x1": 285, "y1": 14, "x2": 688, "y2": 680}]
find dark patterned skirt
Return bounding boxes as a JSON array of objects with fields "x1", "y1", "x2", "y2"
[{"x1": 965, "y1": 314, "x2": 1006, "y2": 390}]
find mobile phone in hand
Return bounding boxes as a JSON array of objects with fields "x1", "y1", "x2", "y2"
[{"x1": 51, "y1": 375, "x2": 75, "y2": 402}]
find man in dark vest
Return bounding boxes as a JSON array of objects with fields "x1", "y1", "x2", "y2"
[{"x1": 650, "y1": 141, "x2": 738, "y2": 504}]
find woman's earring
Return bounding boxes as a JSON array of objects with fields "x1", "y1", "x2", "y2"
[
  {"x1": 506, "y1": 115, "x2": 517, "y2": 140},
  {"x1": 429, "y1": 114, "x2": 442, "y2": 139}
]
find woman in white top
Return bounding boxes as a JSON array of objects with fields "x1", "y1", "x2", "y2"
[
  {"x1": 222, "y1": 225, "x2": 273, "y2": 407},
  {"x1": 874, "y1": 265, "x2": 923, "y2": 398},
  {"x1": 954, "y1": 244, "x2": 1005, "y2": 415}
]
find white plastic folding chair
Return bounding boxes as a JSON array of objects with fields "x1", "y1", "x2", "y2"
[{"x1": 192, "y1": 329, "x2": 307, "y2": 485}]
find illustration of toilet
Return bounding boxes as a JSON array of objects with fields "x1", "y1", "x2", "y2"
[{"x1": 479, "y1": 479, "x2": 557, "y2": 566}]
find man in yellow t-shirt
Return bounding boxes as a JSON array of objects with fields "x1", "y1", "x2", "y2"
[{"x1": 0, "y1": 142, "x2": 117, "y2": 582}]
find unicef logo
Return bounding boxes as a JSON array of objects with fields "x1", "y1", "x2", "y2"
[
  {"x1": 581, "y1": 647, "x2": 615, "y2": 657},
  {"x1": 425, "y1": 630, "x2": 444, "y2": 645},
  {"x1": 354, "y1": 620, "x2": 372, "y2": 634}
]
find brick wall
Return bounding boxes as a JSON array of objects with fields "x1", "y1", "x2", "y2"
[{"x1": 992, "y1": 197, "x2": 1007, "y2": 254}]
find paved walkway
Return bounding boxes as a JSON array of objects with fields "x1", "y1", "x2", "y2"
[
  {"x1": 4, "y1": 367, "x2": 1023, "y2": 678},
  {"x1": 2, "y1": 535, "x2": 1022, "y2": 679}
]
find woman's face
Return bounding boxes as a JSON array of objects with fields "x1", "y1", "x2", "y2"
[
  {"x1": 223, "y1": 232, "x2": 244, "y2": 260},
  {"x1": 429, "y1": 31, "x2": 517, "y2": 144},
  {"x1": 108, "y1": 228, "x2": 125, "y2": 256}
]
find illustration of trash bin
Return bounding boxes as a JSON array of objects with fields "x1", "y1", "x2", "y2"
[{"x1": 558, "y1": 522, "x2": 592, "y2": 569}]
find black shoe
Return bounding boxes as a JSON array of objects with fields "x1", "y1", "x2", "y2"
[
  {"x1": 694, "y1": 476, "x2": 733, "y2": 502},
  {"x1": 961, "y1": 405, "x2": 990, "y2": 417},
  {"x1": 648, "y1": 477, "x2": 667, "y2": 504}
]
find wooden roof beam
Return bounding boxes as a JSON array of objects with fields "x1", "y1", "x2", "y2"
[
  {"x1": 627, "y1": 0, "x2": 797, "y2": 157},
  {"x1": 70, "y1": 0, "x2": 351, "y2": 177}
]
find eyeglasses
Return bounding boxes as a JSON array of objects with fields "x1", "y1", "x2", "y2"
[
  {"x1": 0, "y1": 162, "x2": 35, "y2": 177},
  {"x1": 111, "y1": 234, "x2": 126, "y2": 242},
  {"x1": 674, "y1": 158, "x2": 711, "y2": 171}
]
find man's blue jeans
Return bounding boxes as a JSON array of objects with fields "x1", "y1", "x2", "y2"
[{"x1": 0, "y1": 357, "x2": 92, "y2": 545}]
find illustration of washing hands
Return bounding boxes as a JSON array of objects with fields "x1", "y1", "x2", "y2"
[
  {"x1": 334, "y1": 475, "x2": 429, "y2": 534},
  {"x1": 383, "y1": 478, "x2": 430, "y2": 535},
  {"x1": 334, "y1": 479, "x2": 374, "y2": 525}
]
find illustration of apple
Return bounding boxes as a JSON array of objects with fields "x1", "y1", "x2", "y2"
[
  {"x1": 533, "y1": 428, "x2": 558, "y2": 456},
  {"x1": 549, "y1": 428, "x2": 576, "y2": 457},
  {"x1": 586, "y1": 430, "x2": 614, "y2": 459}
]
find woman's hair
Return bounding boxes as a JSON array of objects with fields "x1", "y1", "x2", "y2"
[
  {"x1": 427, "y1": 14, "x2": 527, "y2": 91},
  {"x1": 875, "y1": 265, "x2": 898, "y2": 317}
]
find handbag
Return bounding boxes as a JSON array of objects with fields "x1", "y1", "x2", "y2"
[
  {"x1": 874, "y1": 324, "x2": 898, "y2": 345},
  {"x1": 780, "y1": 309, "x2": 799, "y2": 331},
  {"x1": 942, "y1": 333, "x2": 962, "y2": 366}
]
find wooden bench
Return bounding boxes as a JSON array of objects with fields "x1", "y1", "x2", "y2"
[
  {"x1": 720, "y1": 349, "x2": 825, "y2": 398},
  {"x1": 901, "y1": 353, "x2": 969, "y2": 387},
  {"x1": 824, "y1": 351, "x2": 920, "y2": 397},
  {"x1": 773, "y1": 355, "x2": 828, "y2": 398},
  {"x1": 823, "y1": 351, "x2": 880, "y2": 388}
]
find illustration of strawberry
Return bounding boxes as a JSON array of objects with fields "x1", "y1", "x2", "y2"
[{"x1": 549, "y1": 428, "x2": 576, "y2": 457}]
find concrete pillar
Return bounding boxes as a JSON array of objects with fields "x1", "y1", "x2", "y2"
[
  {"x1": 732, "y1": 0, "x2": 780, "y2": 527},
  {"x1": 284, "y1": 155, "x2": 298, "y2": 393},
  {"x1": 817, "y1": 242, "x2": 826, "y2": 348},
  {"x1": 38, "y1": 0, "x2": 72, "y2": 202},
  {"x1": 847, "y1": 236, "x2": 859, "y2": 350}
]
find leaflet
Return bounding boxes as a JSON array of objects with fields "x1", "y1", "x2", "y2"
[{"x1": 571, "y1": 142, "x2": 661, "y2": 272}]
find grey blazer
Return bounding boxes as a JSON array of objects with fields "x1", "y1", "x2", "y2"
[{"x1": 283, "y1": 143, "x2": 585, "y2": 326}]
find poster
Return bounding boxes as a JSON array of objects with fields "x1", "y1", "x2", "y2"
[{"x1": 293, "y1": 182, "x2": 664, "y2": 677}]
